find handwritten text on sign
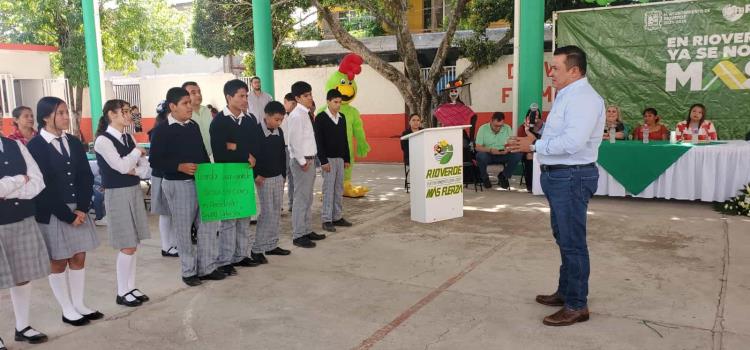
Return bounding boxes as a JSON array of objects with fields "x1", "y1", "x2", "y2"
[{"x1": 194, "y1": 163, "x2": 256, "y2": 222}]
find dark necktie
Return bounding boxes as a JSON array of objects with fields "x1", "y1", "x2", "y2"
[
  {"x1": 121, "y1": 134, "x2": 130, "y2": 147},
  {"x1": 56, "y1": 137, "x2": 69, "y2": 158}
]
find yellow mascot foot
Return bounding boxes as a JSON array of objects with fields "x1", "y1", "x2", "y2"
[{"x1": 343, "y1": 181, "x2": 369, "y2": 198}]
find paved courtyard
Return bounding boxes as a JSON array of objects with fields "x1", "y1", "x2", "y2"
[{"x1": 1, "y1": 163, "x2": 748, "y2": 350}]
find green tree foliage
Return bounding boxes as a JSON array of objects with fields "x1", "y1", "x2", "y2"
[
  {"x1": 191, "y1": 0, "x2": 308, "y2": 57},
  {"x1": 0, "y1": 0, "x2": 185, "y2": 119},
  {"x1": 242, "y1": 44, "x2": 306, "y2": 76}
]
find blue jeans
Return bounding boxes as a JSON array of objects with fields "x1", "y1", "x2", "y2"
[
  {"x1": 92, "y1": 185, "x2": 106, "y2": 220},
  {"x1": 475, "y1": 151, "x2": 523, "y2": 181},
  {"x1": 540, "y1": 165, "x2": 598, "y2": 310}
]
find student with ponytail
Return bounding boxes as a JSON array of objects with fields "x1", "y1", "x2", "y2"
[
  {"x1": 26, "y1": 96, "x2": 102, "y2": 327},
  {"x1": 93, "y1": 99, "x2": 151, "y2": 307},
  {"x1": 149, "y1": 100, "x2": 179, "y2": 258}
]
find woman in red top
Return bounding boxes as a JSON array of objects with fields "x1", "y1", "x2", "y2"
[
  {"x1": 675, "y1": 103, "x2": 718, "y2": 142},
  {"x1": 7, "y1": 106, "x2": 38, "y2": 145},
  {"x1": 632, "y1": 107, "x2": 669, "y2": 141}
]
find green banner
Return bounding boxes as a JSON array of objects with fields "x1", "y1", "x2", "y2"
[
  {"x1": 556, "y1": 0, "x2": 750, "y2": 139},
  {"x1": 194, "y1": 163, "x2": 256, "y2": 222}
]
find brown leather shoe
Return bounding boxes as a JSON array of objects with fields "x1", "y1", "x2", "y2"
[
  {"x1": 542, "y1": 307, "x2": 589, "y2": 326},
  {"x1": 535, "y1": 292, "x2": 564, "y2": 307}
]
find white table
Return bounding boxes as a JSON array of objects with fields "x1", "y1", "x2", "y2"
[{"x1": 533, "y1": 141, "x2": 750, "y2": 202}]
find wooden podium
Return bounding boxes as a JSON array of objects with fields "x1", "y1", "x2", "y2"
[{"x1": 400, "y1": 125, "x2": 469, "y2": 223}]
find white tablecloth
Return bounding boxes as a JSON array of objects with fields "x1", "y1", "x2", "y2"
[{"x1": 533, "y1": 140, "x2": 750, "y2": 202}]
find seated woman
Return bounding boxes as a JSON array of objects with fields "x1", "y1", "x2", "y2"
[
  {"x1": 603, "y1": 105, "x2": 628, "y2": 140},
  {"x1": 675, "y1": 103, "x2": 718, "y2": 142},
  {"x1": 632, "y1": 107, "x2": 669, "y2": 141},
  {"x1": 400, "y1": 113, "x2": 423, "y2": 165}
]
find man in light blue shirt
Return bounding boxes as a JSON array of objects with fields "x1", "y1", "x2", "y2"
[{"x1": 508, "y1": 45, "x2": 605, "y2": 327}]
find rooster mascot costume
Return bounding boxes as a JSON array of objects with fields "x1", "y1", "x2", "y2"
[{"x1": 318, "y1": 53, "x2": 371, "y2": 197}]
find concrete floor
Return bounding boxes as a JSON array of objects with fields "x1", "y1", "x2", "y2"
[{"x1": 1, "y1": 163, "x2": 748, "y2": 350}]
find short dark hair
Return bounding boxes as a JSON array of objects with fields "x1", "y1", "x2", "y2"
[
  {"x1": 409, "y1": 113, "x2": 421, "y2": 119},
  {"x1": 326, "y1": 89, "x2": 343, "y2": 101},
  {"x1": 642, "y1": 107, "x2": 658, "y2": 116},
  {"x1": 250, "y1": 76, "x2": 261, "y2": 83},
  {"x1": 36, "y1": 96, "x2": 66, "y2": 130},
  {"x1": 223, "y1": 79, "x2": 249, "y2": 98},
  {"x1": 553, "y1": 45, "x2": 587, "y2": 76},
  {"x1": 181, "y1": 81, "x2": 199, "y2": 89},
  {"x1": 264, "y1": 101, "x2": 286, "y2": 116},
  {"x1": 291, "y1": 81, "x2": 312, "y2": 97},
  {"x1": 284, "y1": 92, "x2": 295, "y2": 102},
  {"x1": 166, "y1": 87, "x2": 190, "y2": 109},
  {"x1": 491, "y1": 112, "x2": 505, "y2": 122}
]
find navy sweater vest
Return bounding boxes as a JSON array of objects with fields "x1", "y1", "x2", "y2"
[
  {"x1": 95, "y1": 133, "x2": 141, "y2": 188},
  {"x1": 0, "y1": 137, "x2": 35, "y2": 224}
]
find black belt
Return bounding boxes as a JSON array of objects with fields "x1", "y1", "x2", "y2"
[{"x1": 540, "y1": 163, "x2": 596, "y2": 172}]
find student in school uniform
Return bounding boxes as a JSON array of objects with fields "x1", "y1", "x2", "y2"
[
  {"x1": 209, "y1": 79, "x2": 260, "y2": 274},
  {"x1": 286, "y1": 81, "x2": 326, "y2": 248},
  {"x1": 149, "y1": 87, "x2": 224, "y2": 286},
  {"x1": 26, "y1": 96, "x2": 102, "y2": 327},
  {"x1": 150, "y1": 101, "x2": 178, "y2": 258},
  {"x1": 93, "y1": 99, "x2": 151, "y2": 307},
  {"x1": 279, "y1": 93, "x2": 296, "y2": 212},
  {"x1": 0, "y1": 127, "x2": 50, "y2": 347},
  {"x1": 249, "y1": 101, "x2": 291, "y2": 263},
  {"x1": 315, "y1": 89, "x2": 353, "y2": 232}
]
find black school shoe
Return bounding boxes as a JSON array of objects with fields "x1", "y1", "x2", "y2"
[
  {"x1": 14, "y1": 326, "x2": 48, "y2": 344},
  {"x1": 233, "y1": 257, "x2": 261, "y2": 267},
  {"x1": 322, "y1": 222, "x2": 336, "y2": 232},
  {"x1": 250, "y1": 252, "x2": 268, "y2": 264},
  {"x1": 62, "y1": 314, "x2": 90, "y2": 326},
  {"x1": 199, "y1": 269, "x2": 226, "y2": 281},
  {"x1": 293, "y1": 236, "x2": 316, "y2": 248},
  {"x1": 182, "y1": 275, "x2": 202, "y2": 286},
  {"x1": 161, "y1": 247, "x2": 179, "y2": 257},
  {"x1": 333, "y1": 218, "x2": 353, "y2": 227},
  {"x1": 116, "y1": 291, "x2": 143, "y2": 307},
  {"x1": 130, "y1": 289, "x2": 150, "y2": 302},
  {"x1": 306, "y1": 232, "x2": 326, "y2": 241},
  {"x1": 265, "y1": 247, "x2": 291, "y2": 256},
  {"x1": 218, "y1": 264, "x2": 238, "y2": 276},
  {"x1": 82, "y1": 310, "x2": 104, "y2": 321}
]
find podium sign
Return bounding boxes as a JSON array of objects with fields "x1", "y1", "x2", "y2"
[{"x1": 400, "y1": 125, "x2": 468, "y2": 223}]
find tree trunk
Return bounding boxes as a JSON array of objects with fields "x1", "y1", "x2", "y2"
[{"x1": 312, "y1": 0, "x2": 468, "y2": 129}]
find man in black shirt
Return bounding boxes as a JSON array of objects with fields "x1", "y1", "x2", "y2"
[
  {"x1": 314, "y1": 89, "x2": 352, "y2": 232},
  {"x1": 209, "y1": 79, "x2": 260, "y2": 274}
]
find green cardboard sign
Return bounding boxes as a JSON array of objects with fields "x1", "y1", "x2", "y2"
[{"x1": 194, "y1": 163, "x2": 256, "y2": 222}]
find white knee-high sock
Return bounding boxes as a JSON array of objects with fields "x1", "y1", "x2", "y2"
[
  {"x1": 116, "y1": 252, "x2": 137, "y2": 302},
  {"x1": 159, "y1": 215, "x2": 171, "y2": 251},
  {"x1": 48, "y1": 271, "x2": 83, "y2": 320},
  {"x1": 10, "y1": 284, "x2": 39, "y2": 335},
  {"x1": 68, "y1": 268, "x2": 95, "y2": 315},
  {"x1": 128, "y1": 252, "x2": 137, "y2": 290}
]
